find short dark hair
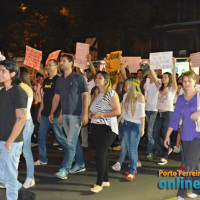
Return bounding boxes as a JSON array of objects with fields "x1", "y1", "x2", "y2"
[
  {"x1": 137, "y1": 69, "x2": 143, "y2": 73},
  {"x1": 61, "y1": 54, "x2": 74, "y2": 65},
  {"x1": 0, "y1": 59, "x2": 21, "y2": 86},
  {"x1": 36, "y1": 72, "x2": 43, "y2": 78}
]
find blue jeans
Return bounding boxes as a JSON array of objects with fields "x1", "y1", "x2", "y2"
[
  {"x1": 123, "y1": 120, "x2": 141, "y2": 175},
  {"x1": 118, "y1": 133, "x2": 127, "y2": 165},
  {"x1": 145, "y1": 111, "x2": 157, "y2": 155},
  {"x1": 38, "y1": 116, "x2": 68, "y2": 167},
  {"x1": 62, "y1": 114, "x2": 84, "y2": 173},
  {"x1": 118, "y1": 123, "x2": 123, "y2": 145},
  {"x1": 0, "y1": 141, "x2": 23, "y2": 200},
  {"x1": 153, "y1": 111, "x2": 173, "y2": 159},
  {"x1": 22, "y1": 119, "x2": 34, "y2": 179}
]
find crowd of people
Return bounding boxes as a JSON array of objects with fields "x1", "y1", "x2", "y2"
[{"x1": 0, "y1": 54, "x2": 200, "y2": 200}]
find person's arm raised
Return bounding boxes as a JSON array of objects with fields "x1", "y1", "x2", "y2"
[{"x1": 172, "y1": 58, "x2": 177, "y2": 90}]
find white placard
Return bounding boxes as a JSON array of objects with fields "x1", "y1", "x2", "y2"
[
  {"x1": 123, "y1": 57, "x2": 141, "y2": 73},
  {"x1": 74, "y1": 42, "x2": 90, "y2": 69},
  {"x1": 150, "y1": 51, "x2": 173, "y2": 70},
  {"x1": 190, "y1": 52, "x2": 200, "y2": 68}
]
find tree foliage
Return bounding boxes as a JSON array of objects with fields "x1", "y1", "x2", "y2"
[{"x1": 0, "y1": 0, "x2": 165, "y2": 61}]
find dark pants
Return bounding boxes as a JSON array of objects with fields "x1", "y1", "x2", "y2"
[
  {"x1": 91, "y1": 124, "x2": 116, "y2": 186},
  {"x1": 153, "y1": 111, "x2": 173, "y2": 159},
  {"x1": 177, "y1": 138, "x2": 200, "y2": 198}
]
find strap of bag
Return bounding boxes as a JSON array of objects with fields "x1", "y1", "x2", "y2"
[{"x1": 197, "y1": 92, "x2": 200, "y2": 111}]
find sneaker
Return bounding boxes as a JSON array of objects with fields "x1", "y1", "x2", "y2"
[
  {"x1": 0, "y1": 183, "x2": 5, "y2": 189},
  {"x1": 173, "y1": 146, "x2": 181, "y2": 153},
  {"x1": 177, "y1": 165, "x2": 184, "y2": 172},
  {"x1": 53, "y1": 140, "x2": 59, "y2": 146},
  {"x1": 69, "y1": 163, "x2": 86, "y2": 174},
  {"x1": 18, "y1": 186, "x2": 36, "y2": 200},
  {"x1": 113, "y1": 145, "x2": 122, "y2": 151},
  {"x1": 23, "y1": 178, "x2": 35, "y2": 189},
  {"x1": 177, "y1": 196, "x2": 185, "y2": 200},
  {"x1": 125, "y1": 170, "x2": 137, "y2": 176},
  {"x1": 168, "y1": 147, "x2": 173, "y2": 155},
  {"x1": 187, "y1": 193, "x2": 199, "y2": 198},
  {"x1": 90, "y1": 185, "x2": 103, "y2": 193},
  {"x1": 34, "y1": 160, "x2": 47, "y2": 166},
  {"x1": 126, "y1": 174, "x2": 135, "y2": 181},
  {"x1": 57, "y1": 147, "x2": 63, "y2": 151},
  {"x1": 55, "y1": 168, "x2": 68, "y2": 180},
  {"x1": 146, "y1": 154, "x2": 153, "y2": 161},
  {"x1": 112, "y1": 162, "x2": 121, "y2": 171},
  {"x1": 137, "y1": 161, "x2": 142, "y2": 168},
  {"x1": 158, "y1": 158, "x2": 168, "y2": 165}
]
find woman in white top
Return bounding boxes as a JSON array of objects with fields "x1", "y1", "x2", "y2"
[
  {"x1": 89, "y1": 71, "x2": 121, "y2": 193},
  {"x1": 150, "y1": 60, "x2": 177, "y2": 165},
  {"x1": 20, "y1": 67, "x2": 35, "y2": 188},
  {"x1": 119, "y1": 78, "x2": 145, "y2": 181}
]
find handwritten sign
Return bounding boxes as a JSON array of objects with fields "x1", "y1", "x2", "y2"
[
  {"x1": 150, "y1": 51, "x2": 173, "y2": 70},
  {"x1": 24, "y1": 46, "x2": 42, "y2": 71},
  {"x1": 105, "y1": 51, "x2": 122, "y2": 85},
  {"x1": 74, "y1": 42, "x2": 90, "y2": 69},
  {"x1": 190, "y1": 52, "x2": 200, "y2": 68},
  {"x1": 123, "y1": 57, "x2": 141, "y2": 73},
  {"x1": 46, "y1": 50, "x2": 61, "y2": 65}
]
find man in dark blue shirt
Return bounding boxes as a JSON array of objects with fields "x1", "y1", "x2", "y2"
[{"x1": 49, "y1": 54, "x2": 88, "y2": 180}]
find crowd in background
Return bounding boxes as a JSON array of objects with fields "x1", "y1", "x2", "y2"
[{"x1": 1, "y1": 54, "x2": 200, "y2": 200}]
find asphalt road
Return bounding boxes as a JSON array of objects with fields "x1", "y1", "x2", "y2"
[{"x1": 1, "y1": 134, "x2": 200, "y2": 200}]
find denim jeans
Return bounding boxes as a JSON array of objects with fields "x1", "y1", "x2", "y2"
[
  {"x1": 22, "y1": 119, "x2": 34, "y2": 179},
  {"x1": 38, "y1": 116, "x2": 68, "y2": 167},
  {"x1": 118, "y1": 122, "x2": 123, "y2": 145},
  {"x1": 118, "y1": 134, "x2": 127, "y2": 165},
  {"x1": 153, "y1": 111, "x2": 173, "y2": 159},
  {"x1": 123, "y1": 120, "x2": 141, "y2": 175},
  {"x1": 62, "y1": 114, "x2": 84, "y2": 173},
  {"x1": 145, "y1": 111, "x2": 157, "y2": 155},
  {"x1": 0, "y1": 141, "x2": 23, "y2": 200}
]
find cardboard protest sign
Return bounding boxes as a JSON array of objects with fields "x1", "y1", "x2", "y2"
[
  {"x1": 190, "y1": 52, "x2": 200, "y2": 68},
  {"x1": 46, "y1": 50, "x2": 61, "y2": 65},
  {"x1": 105, "y1": 51, "x2": 122, "y2": 85},
  {"x1": 74, "y1": 42, "x2": 90, "y2": 69},
  {"x1": 24, "y1": 46, "x2": 42, "y2": 71},
  {"x1": 150, "y1": 51, "x2": 173, "y2": 70},
  {"x1": 123, "y1": 57, "x2": 141, "y2": 73}
]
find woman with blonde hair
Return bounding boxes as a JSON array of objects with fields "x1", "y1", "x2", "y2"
[
  {"x1": 121, "y1": 78, "x2": 145, "y2": 180},
  {"x1": 89, "y1": 71, "x2": 121, "y2": 193}
]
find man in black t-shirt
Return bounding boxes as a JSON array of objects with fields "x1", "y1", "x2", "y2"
[
  {"x1": 0, "y1": 59, "x2": 35, "y2": 200},
  {"x1": 34, "y1": 59, "x2": 68, "y2": 167}
]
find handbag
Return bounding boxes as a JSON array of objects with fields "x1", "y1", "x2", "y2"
[{"x1": 195, "y1": 91, "x2": 200, "y2": 132}]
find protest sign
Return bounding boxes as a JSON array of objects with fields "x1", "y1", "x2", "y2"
[
  {"x1": 46, "y1": 50, "x2": 61, "y2": 65},
  {"x1": 24, "y1": 46, "x2": 42, "y2": 71},
  {"x1": 150, "y1": 51, "x2": 173, "y2": 70},
  {"x1": 74, "y1": 42, "x2": 90, "y2": 69},
  {"x1": 123, "y1": 57, "x2": 141, "y2": 73},
  {"x1": 190, "y1": 52, "x2": 200, "y2": 68},
  {"x1": 105, "y1": 51, "x2": 122, "y2": 85}
]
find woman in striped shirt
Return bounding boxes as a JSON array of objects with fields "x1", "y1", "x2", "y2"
[{"x1": 89, "y1": 71, "x2": 121, "y2": 193}]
